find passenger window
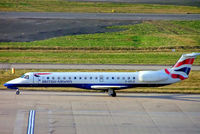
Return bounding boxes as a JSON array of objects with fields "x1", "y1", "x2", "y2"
[
  {"x1": 128, "y1": 77, "x2": 130, "y2": 80},
  {"x1": 47, "y1": 77, "x2": 49, "y2": 79},
  {"x1": 122, "y1": 77, "x2": 125, "y2": 80},
  {"x1": 58, "y1": 77, "x2": 60, "y2": 79},
  {"x1": 106, "y1": 77, "x2": 109, "y2": 79},
  {"x1": 69, "y1": 77, "x2": 71, "y2": 79},
  {"x1": 74, "y1": 77, "x2": 76, "y2": 79},
  {"x1": 84, "y1": 77, "x2": 87, "y2": 80},
  {"x1": 133, "y1": 77, "x2": 135, "y2": 79},
  {"x1": 112, "y1": 77, "x2": 114, "y2": 80},
  {"x1": 52, "y1": 77, "x2": 54, "y2": 80},
  {"x1": 21, "y1": 75, "x2": 25, "y2": 78},
  {"x1": 95, "y1": 77, "x2": 98, "y2": 79},
  {"x1": 24, "y1": 75, "x2": 29, "y2": 79},
  {"x1": 117, "y1": 77, "x2": 120, "y2": 80},
  {"x1": 90, "y1": 77, "x2": 92, "y2": 79},
  {"x1": 79, "y1": 77, "x2": 82, "y2": 79},
  {"x1": 63, "y1": 77, "x2": 66, "y2": 79}
]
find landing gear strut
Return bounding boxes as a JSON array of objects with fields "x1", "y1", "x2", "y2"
[
  {"x1": 108, "y1": 89, "x2": 116, "y2": 97},
  {"x1": 16, "y1": 89, "x2": 20, "y2": 95}
]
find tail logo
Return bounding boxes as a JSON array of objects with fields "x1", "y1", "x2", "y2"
[
  {"x1": 174, "y1": 67, "x2": 191, "y2": 75},
  {"x1": 165, "y1": 57, "x2": 193, "y2": 80},
  {"x1": 173, "y1": 58, "x2": 194, "y2": 68},
  {"x1": 165, "y1": 69, "x2": 188, "y2": 80},
  {"x1": 164, "y1": 53, "x2": 200, "y2": 81}
]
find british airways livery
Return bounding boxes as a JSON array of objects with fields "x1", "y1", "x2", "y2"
[{"x1": 4, "y1": 53, "x2": 200, "y2": 97}]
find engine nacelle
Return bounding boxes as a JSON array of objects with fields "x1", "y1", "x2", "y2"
[{"x1": 139, "y1": 70, "x2": 168, "y2": 82}]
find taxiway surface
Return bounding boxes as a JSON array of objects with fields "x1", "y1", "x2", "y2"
[
  {"x1": 1, "y1": 12, "x2": 200, "y2": 20},
  {"x1": 1, "y1": 63, "x2": 200, "y2": 70},
  {"x1": 0, "y1": 90, "x2": 200, "y2": 134}
]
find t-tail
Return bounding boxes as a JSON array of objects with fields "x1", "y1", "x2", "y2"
[{"x1": 165, "y1": 53, "x2": 200, "y2": 80}]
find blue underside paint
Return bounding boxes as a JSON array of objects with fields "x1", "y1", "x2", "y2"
[{"x1": 4, "y1": 83, "x2": 170, "y2": 90}]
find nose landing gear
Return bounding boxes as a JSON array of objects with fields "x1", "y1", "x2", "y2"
[
  {"x1": 16, "y1": 89, "x2": 20, "y2": 95},
  {"x1": 108, "y1": 89, "x2": 116, "y2": 97}
]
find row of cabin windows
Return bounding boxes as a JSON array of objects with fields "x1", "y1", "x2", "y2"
[{"x1": 45, "y1": 76, "x2": 135, "y2": 80}]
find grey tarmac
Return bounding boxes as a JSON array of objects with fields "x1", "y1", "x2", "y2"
[
  {"x1": 1, "y1": 63, "x2": 200, "y2": 70},
  {"x1": 0, "y1": 18, "x2": 140, "y2": 42},
  {"x1": 0, "y1": 12, "x2": 200, "y2": 42},
  {"x1": 1, "y1": 12, "x2": 200, "y2": 20},
  {"x1": 0, "y1": 90, "x2": 200, "y2": 134}
]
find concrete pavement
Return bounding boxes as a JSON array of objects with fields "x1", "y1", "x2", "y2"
[{"x1": 0, "y1": 91, "x2": 200, "y2": 134}]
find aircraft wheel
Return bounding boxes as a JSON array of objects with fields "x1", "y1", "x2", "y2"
[
  {"x1": 112, "y1": 91, "x2": 116, "y2": 97},
  {"x1": 16, "y1": 89, "x2": 20, "y2": 95},
  {"x1": 108, "y1": 89, "x2": 116, "y2": 97}
]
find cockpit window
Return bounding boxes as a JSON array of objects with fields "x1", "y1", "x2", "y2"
[
  {"x1": 24, "y1": 75, "x2": 29, "y2": 79},
  {"x1": 20, "y1": 75, "x2": 25, "y2": 78},
  {"x1": 21, "y1": 75, "x2": 29, "y2": 79}
]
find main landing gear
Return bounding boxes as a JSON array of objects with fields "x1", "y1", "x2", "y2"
[
  {"x1": 16, "y1": 88, "x2": 20, "y2": 95},
  {"x1": 108, "y1": 89, "x2": 116, "y2": 97}
]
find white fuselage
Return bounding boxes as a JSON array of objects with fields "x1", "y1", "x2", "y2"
[{"x1": 4, "y1": 70, "x2": 179, "y2": 90}]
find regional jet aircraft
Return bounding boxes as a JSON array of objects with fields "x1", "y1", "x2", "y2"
[{"x1": 4, "y1": 53, "x2": 200, "y2": 97}]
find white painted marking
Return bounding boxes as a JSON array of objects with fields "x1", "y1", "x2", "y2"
[
  {"x1": 27, "y1": 111, "x2": 32, "y2": 134},
  {"x1": 27, "y1": 110, "x2": 36, "y2": 134}
]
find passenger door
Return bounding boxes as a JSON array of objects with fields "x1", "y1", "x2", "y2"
[
  {"x1": 99, "y1": 75, "x2": 104, "y2": 82},
  {"x1": 33, "y1": 74, "x2": 42, "y2": 84}
]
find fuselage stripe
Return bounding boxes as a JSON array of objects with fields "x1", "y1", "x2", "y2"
[{"x1": 34, "y1": 73, "x2": 51, "y2": 75}]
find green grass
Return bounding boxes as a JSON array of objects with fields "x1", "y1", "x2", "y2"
[
  {"x1": 0, "y1": 21, "x2": 200, "y2": 49},
  {"x1": 0, "y1": 51, "x2": 200, "y2": 65},
  {"x1": 0, "y1": 21, "x2": 199, "y2": 64},
  {"x1": 1, "y1": 69, "x2": 200, "y2": 93},
  {"x1": 0, "y1": 0, "x2": 200, "y2": 13}
]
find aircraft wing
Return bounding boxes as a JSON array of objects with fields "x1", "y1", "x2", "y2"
[{"x1": 91, "y1": 85, "x2": 127, "y2": 89}]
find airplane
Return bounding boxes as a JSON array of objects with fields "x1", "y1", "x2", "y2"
[{"x1": 4, "y1": 53, "x2": 200, "y2": 97}]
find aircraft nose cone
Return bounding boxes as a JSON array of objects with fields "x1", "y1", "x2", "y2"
[
  {"x1": 3, "y1": 82, "x2": 18, "y2": 89},
  {"x1": 4, "y1": 83, "x2": 8, "y2": 87}
]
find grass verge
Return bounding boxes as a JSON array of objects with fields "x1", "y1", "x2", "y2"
[
  {"x1": 0, "y1": 0, "x2": 200, "y2": 13},
  {"x1": 0, "y1": 51, "x2": 200, "y2": 65},
  {"x1": 1, "y1": 69, "x2": 200, "y2": 93}
]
